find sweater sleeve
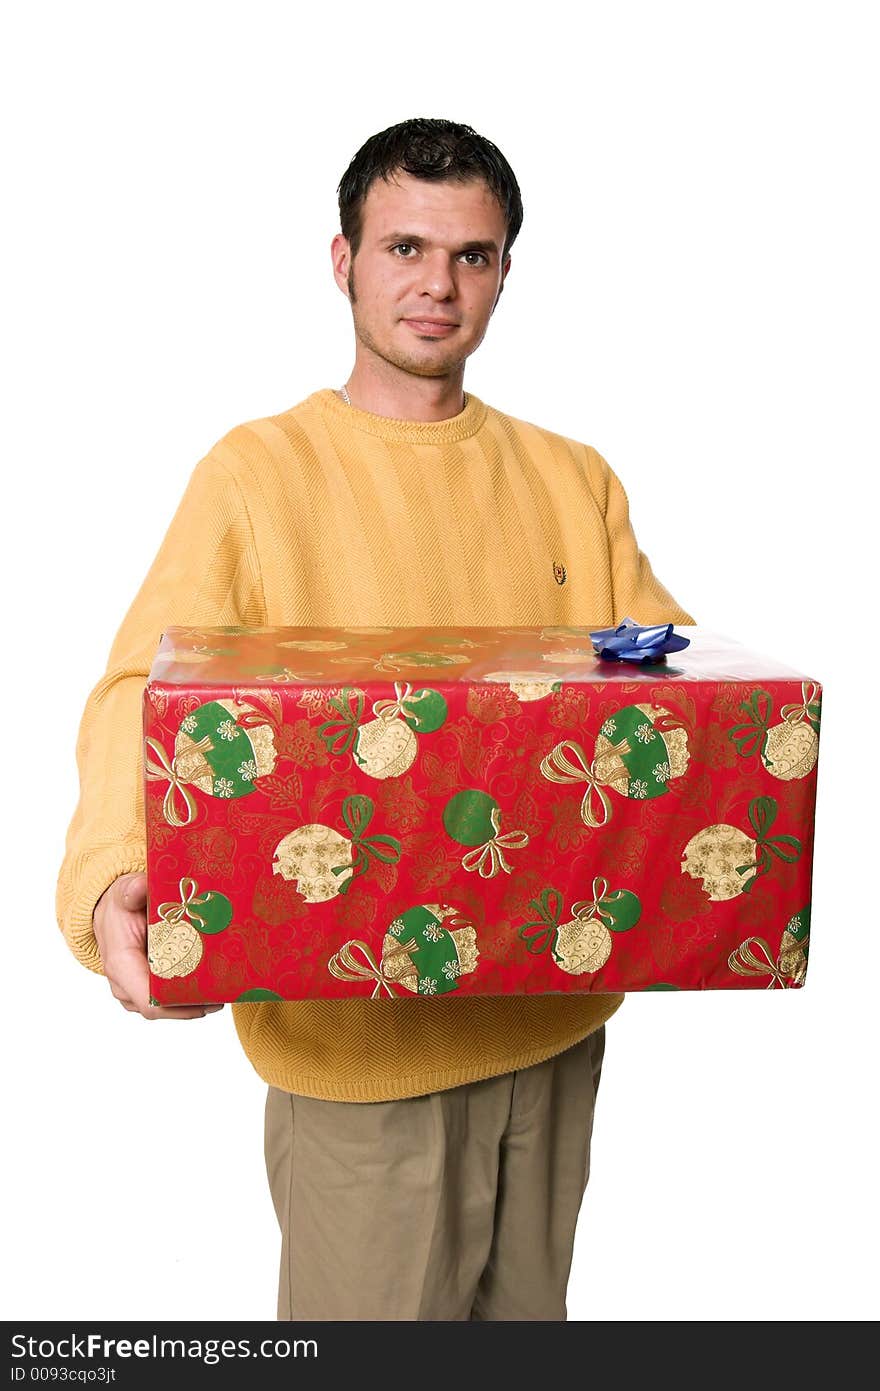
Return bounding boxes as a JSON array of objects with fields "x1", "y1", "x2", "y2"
[
  {"x1": 592, "y1": 446, "x2": 697, "y2": 627},
  {"x1": 55, "y1": 440, "x2": 267, "y2": 976}
]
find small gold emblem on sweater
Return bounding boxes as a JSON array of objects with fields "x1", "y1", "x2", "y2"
[{"x1": 553, "y1": 562, "x2": 567, "y2": 585}]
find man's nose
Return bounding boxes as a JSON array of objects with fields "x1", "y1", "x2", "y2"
[{"x1": 417, "y1": 251, "x2": 456, "y2": 299}]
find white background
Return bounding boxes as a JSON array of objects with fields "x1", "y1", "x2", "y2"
[{"x1": 2, "y1": 0, "x2": 876, "y2": 1322}]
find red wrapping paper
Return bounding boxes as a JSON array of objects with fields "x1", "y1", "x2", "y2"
[{"x1": 142, "y1": 625, "x2": 821, "y2": 1004}]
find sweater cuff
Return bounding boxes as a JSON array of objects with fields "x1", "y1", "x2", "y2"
[{"x1": 57, "y1": 843, "x2": 148, "y2": 977}]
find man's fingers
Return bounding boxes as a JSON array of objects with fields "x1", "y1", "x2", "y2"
[
  {"x1": 107, "y1": 967, "x2": 226, "y2": 1020},
  {"x1": 141, "y1": 1002, "x2": 225, "y2": 1021},
  {"x1": 120, "y1": 873, "x2": 148, "y2": 910},
  {"x1": 107, "y1": 984, "x2": 224, "y2": 1020}
]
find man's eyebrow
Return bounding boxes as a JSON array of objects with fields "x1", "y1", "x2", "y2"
[{"x1": 382, "y1": 232, "x2": 499, "y2": 255}]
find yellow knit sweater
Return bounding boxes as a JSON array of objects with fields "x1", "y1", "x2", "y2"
[{"x1": 56, "y1": 388, "x2": 695, "y2": 1101}]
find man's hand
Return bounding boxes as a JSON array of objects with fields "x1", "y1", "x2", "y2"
[{"x1": 93, "y1": 872, "x2": 224, "y2": 1021}]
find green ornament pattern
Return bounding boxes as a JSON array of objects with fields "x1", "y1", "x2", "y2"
[
  {"x1": 594, "y1": 703, "x2": 690, "y2": 801},
  {"x1": 443, "y1": 788, "x2": 497, "y2": 847},
  {"x1": 327, "y1": 907, "x2": 479, "y2": 997},
  {"x1": 540, "y1": 704, "x2": 689, "y2": 831},
  {"x1": 145, "y1": 697, "x2": 277, "y2": 826},
  {"x1": 443, "y1": 789, "x2": 530, "y2": 877},
  {"x1": 383, "y1": 905, "x2": 479, "y2": 995},
  {"x1": 178, "y1": 700, "x2": 266, "y2": 798}
]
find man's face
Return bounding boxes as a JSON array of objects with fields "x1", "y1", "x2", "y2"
[{"x1": 332, "y1": 171, "x2": 511, "y2": 380}]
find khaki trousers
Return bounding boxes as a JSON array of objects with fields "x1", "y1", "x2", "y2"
[{"x1": 263, "y1": 1024, "x2": 605, "y2": 1321}]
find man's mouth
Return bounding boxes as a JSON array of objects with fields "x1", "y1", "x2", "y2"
[{"x1": 402, "y1": 318, "x2": 460, "y2": 336}]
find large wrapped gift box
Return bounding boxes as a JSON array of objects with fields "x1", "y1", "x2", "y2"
[{"x1": 142, "y1": 625, "x2": 821, "y2": 1004}]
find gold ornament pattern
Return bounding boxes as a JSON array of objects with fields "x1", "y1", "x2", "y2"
[
  {"x1": 272, "y1": 794, "x2": 401, "y2": 901},
  {"x1": 518, "y1": 879, "x2": 642, "y2": 976},
  {"x1": 682, "y1": 795, "x2": 801, "y2": 901},
  {"x1": 354, "y1": 714, "x2": 417, "y2": 778},
  {"x1": 317, "y1": 683, "x2": 446, "y2": 780},
  {"x1": 729, "y1": 683, "x2": 821, "y2": 781},
  {"x1": 147, "y1": 877, "x2": 233, "y2": 979},
  {"x1": 483, "y1": 670, "x2": 561, "y2": 701},
  {"x1": 681, "y1": 823, "x2": 759, "y2": 900},
  {"x1": 272, "y1": 823, "x2": 354, "y2": 901},
  {"x1": 778, "y1": 907, "x2": 810, "y2": 984}
]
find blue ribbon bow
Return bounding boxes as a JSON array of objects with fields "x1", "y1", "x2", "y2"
[{"x1": 589, "y1": 616, "x2": 690, "y2": 663}]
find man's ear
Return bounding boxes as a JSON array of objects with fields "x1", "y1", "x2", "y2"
[
  {"x1": 492, "y1": 255, "x2": 512, "y2": 312},
  {"x1": 331, "y1": 233, "x2": 352, "y2": 299}
]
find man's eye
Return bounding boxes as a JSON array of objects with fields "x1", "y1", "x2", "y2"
[
  {"x1": 461, "y1": 252, "x2": 488, "y2": 266},
  {"x1": 393, "y1": 244, "x2": 415, "y2": 257}
]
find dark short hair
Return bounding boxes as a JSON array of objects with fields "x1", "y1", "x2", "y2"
[{"x1": 337, "y1": 117, "x2": 523, "y2": 261}]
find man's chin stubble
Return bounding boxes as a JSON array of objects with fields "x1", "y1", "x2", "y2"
[{"x1": 353, "y1": 324, "x2": 470, "y2": 379}]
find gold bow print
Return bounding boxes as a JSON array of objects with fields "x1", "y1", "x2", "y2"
[
  {"x1": 461, "y1": 805, "x2": 530, "y2": 878},
  {"x1": 372, "y1": 681, "x2": 420, "y2": 723},
  {"x1": 540, "y1": 738, "x2": 630, "y2": 828},
  {"x1": 569, "y1": 876, "x2": 611, "y2": 925},
  {"x1": 327, "y1": 939, "x2": 412, "y2": 999},
  {"x1": 253, "y1": 668, "x2": 300, "y2": 683},
  {"x1": 728, "y1": 936, "x2": 791, "y2": 989},
  {"x1": 144, "y1": 735, "x2": 210, "y2": 826},
  {"x1": 155, "y1": 876, "x2": 212, "y2": 931},
  {"x1": 779, "y1": 681, "x2": 821, "y2": 726}
]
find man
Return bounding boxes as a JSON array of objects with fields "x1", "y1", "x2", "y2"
[{"x1": 56, "y1": 117, "x2": 695, "y2": 1321}]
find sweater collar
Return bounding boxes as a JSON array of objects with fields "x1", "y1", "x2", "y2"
[{"x1": 309, "y1": 387, "x2": 488, "y2": 444}]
